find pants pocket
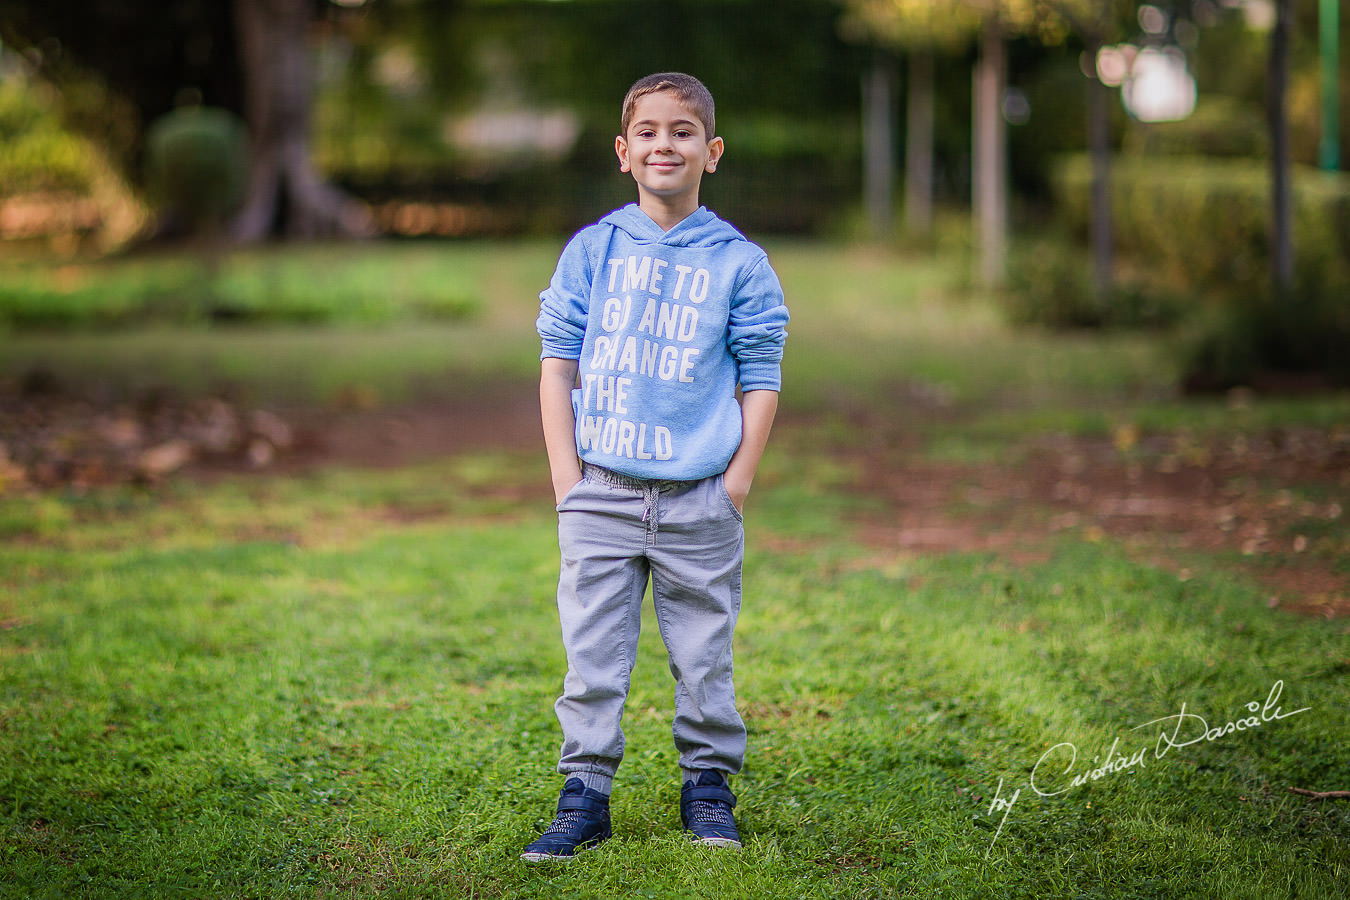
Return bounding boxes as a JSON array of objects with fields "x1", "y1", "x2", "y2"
[
  {"x1": 714, "y1": 473, "x2": 744, "y2": 523},
  {"x1": 555, "y1": 475, "x2": 589, "y2": 512}
]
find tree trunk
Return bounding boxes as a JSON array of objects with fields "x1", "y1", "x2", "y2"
[
  {"x1": 231, "y1": 0, "x2": 369, "y2": 241},
  {"x1": 1267, "y1": 0, "x2": 1294, "y2": 295},
  {"x1": 863, "y1": 50, "x2": 895, "y2": 240},
  {"x1": 904, "y1": 49, "x2": 935, "y2": 235},
  {"x1": 972, "y1": 19, "x2": 1007, "y2": 287},
  {"x1": 1086, "y1": 37, "x2": 1113, "y2": 307}
]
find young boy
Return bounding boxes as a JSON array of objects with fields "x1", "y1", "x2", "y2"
[{"x1": 523, "y1": 72, "x2": 789, "y2": 862}]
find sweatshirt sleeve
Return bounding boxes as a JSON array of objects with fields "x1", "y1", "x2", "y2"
[
  {"x1": 536, "y1": 230, "x2": 595, "y2": 360},
  {"x1": 728, "y1": 254, "x2": 789, "y2": 392}
]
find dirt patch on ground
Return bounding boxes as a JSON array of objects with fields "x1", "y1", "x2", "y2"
[
  {"x1": 835, "y1": 406, "x2": 1350, "y2": 619},
  {"x1": 3, "y1": 379, "x2": 1347, "y2": 618},
  {"x1": 0, "y1": 374, "x2": 543, "y2": 485}
]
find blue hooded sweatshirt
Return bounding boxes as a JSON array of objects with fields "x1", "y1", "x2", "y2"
[{"x1": 537, "y1": 204, "x2": 789, "y2": 481}]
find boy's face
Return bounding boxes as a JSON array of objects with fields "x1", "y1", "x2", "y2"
[{"x1": 616, "y1": 91, "x2": 724, "y2": 209}]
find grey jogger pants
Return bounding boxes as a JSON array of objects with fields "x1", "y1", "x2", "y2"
[{"x1": 552, "y1": 463, "x2": 747, "y2": 785}]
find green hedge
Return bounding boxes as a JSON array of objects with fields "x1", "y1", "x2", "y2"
[
  {"x1": 0, "y1": 249, "x2": 481, "y2": 330},
  {"x1": 1119, "y1": 97, "x2": 1268, "y2": 160},
  {"x1": 1032, "y1": 156, "x2": 1350, "y2": 386},
  {"x1": 1050, "y1": 154, "x2": 1350, "y2": 298}
]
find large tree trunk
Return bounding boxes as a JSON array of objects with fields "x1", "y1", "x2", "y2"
[
  {"x1": 863, "y1": 50, "x2": 895, "y2": 239},
  {"x1": 1267, "y1": 0, "x2": 1294, "y2": 295},
  {"x1": 904, "y1": 49, "x2": 935, "y2": 235},
  {"x1": 231, "y1": 0, "x2": 369, "y2": 241},
  {"x1": 1086, "y1": 37, "x2": 1113, "y2": 307},
  {"x1": 972, "y1": 18, "x2": 1007, "y2": 287}
]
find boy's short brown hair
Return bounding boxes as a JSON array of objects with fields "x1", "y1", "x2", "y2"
[{"x1": 620, "y1": 72, "x2": 716, "y2": 139}]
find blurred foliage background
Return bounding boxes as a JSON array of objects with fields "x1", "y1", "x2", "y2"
[
  {"x1": 0, "y1": 0, "x2": 1347, "y2": 385},
  {"x1": 1, "y1": 0, "x2": 1340, "y2": 236}
]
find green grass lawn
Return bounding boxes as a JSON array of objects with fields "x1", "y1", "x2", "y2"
[
  {"x1": 1, "y1": 239, "x2": 1347, "y2": 898},
  {"x1": 2, "y1": 455, "x2": 1346, "y2": 898},
  {"x1": 0, "y1": 241, "x2": 561, "y2": 405}
]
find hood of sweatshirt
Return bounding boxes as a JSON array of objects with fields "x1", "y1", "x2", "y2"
[{"x1": 599, "y1": 204, "x2": 746, "y2": 249}]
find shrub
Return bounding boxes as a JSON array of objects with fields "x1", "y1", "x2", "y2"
[
  {"x1": 1032, "y1": 155, "x2": 1350, "y2": 387},
  {"x1": 143, "y1": 107, "x2": 249, "y2": 233},
  {"x1": 1004, "y1": 236, "x2": 1188, "y2": 331},
  {"x1": 1050, "y1": 154, "x2": 1350, "y2": 300},
  {"x1": 1182, "y1": 280, "x2": 1350, "y2": 390},
  {"x1": 0, "y1": 77, "x2": 148, "y2": 248},
  {"x1": 0, "y1": 79, "x2": 101, "y2": 197}
]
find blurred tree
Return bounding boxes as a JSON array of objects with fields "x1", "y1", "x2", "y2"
[
  {"x1": 1042, "y1": 0, "x2": 1122, "y2": 307},
  {"x1": 972, "y1": 0, "x2": 1137, "y2": 295},
  {"x1": 230, "y1": 0, "x2": 368, "y2": 240},
  {"x1": 0, "y1": 0, "x2": 372, "y2": 241},
  {"x1": 1267, "y1": 0, "x2": 1293, "y2": 295},
  {"x1": 0, "y1": 0, "x2": 240, "y2": 170},
  {"x1": 971, "y1": 8, "x2": 1010, "y2": 286},
  {"x1": 842, "y1": 1, "x2": 979, "y2": 237},
  {"x1": 313, "y1": 0, "x2": 871, "y2": 235},
  {"x1": 861, "y1": 47, "x2": 897, "y2": 239},
  {"x1": 847, "y1": 1, "x2": 1237, "y2": 297},
  {"x1": 845, "y1": 0, "x2": 1076, "y2": 285}
]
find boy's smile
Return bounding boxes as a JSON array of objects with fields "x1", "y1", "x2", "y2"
[{"x1": 616, "y1": 91, "x2": 724, "y2": 228}]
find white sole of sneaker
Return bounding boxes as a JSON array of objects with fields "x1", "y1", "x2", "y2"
[
  {"x1": 692, "y1": 836, "x2": 742, "y2": 849},
  {"x1": 519, "y1": 851, "x2": 576, "y2": 863}
]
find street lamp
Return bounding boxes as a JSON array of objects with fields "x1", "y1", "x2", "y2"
[{"x1": 1319, "y1": 0, "x2": 1340, "y2": 170}]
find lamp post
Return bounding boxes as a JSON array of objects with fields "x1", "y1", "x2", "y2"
[{"x1": 1320, "y1": 0, "x2": 1340, "y2": 171}]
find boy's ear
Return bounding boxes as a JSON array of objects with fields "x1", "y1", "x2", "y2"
[
  {"x1": 615, "y1": 135, "x2": 631, "y2": 173},
  {"x1": 705, "y1": 136, "x2": 725, "y2": 173}
]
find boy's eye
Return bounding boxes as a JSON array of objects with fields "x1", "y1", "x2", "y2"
[{"x1": 674, "y1": 130, "x2": 693, "y2": 139}]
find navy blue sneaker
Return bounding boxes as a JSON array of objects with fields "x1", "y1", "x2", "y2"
[
  {"x1": 520, "y1": 778, "x2": 612, "y2": 863},
  {"x1": 680, "y1": 770, "x2": 741, "y2": 849}
]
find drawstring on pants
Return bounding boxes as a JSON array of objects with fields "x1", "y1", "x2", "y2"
[
  {"x1": 641, "y1": 483, "x2": 661, "y2": 542},
  {"x1": 583, "y1": 463, "x2": 692, "y2": 547}
]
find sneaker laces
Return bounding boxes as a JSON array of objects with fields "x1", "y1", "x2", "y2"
[
  {"x1": 684, "y1": 797, "x2": 735, "y2": 829},
  {"x1": 542, "y1": 809, "x2": 589, "y2": 835}
]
